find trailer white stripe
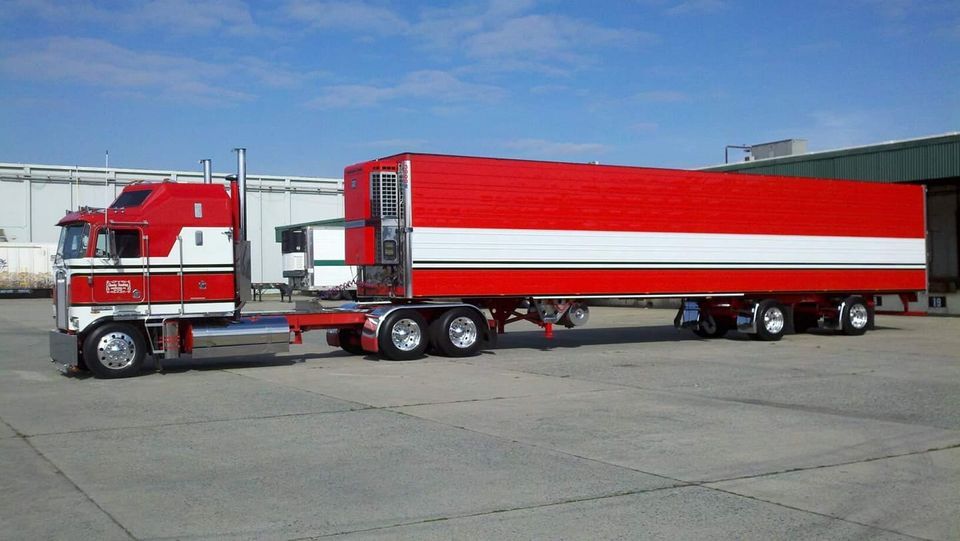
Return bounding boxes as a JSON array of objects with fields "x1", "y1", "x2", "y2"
[{"x1": 411, "y1": 228, "x2": 926, "y2": 269}]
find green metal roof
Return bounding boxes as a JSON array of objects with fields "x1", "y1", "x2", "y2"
[
  {"x1": 274, "y1": 218, "x2": 345, "y2": 243},
  {"x1": 701, "y1": 133, "x2": 960, "y2": 183}
]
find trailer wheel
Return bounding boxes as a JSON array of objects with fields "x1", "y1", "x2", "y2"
[
  {"x1": 841, "y1": 296, "x2": 871, "y2": 336},
  {"x1": 378, "y1": 310, "x2": 429, "y2": 360},
  {"x1": 338, "y1": 329, "x2": 365, "y2": 355},
  {"x1": 753, "y1": 300, "x2": 786, "y2": 341},
  {"x1": 431, "y1": 308, "x2": 485, "y2": 357},
  {"x1": 82, "y1": 323, "x2": 147, "y2": 378},
  {"x1": 693, "y1": 313, "x2": 729, "y2": 339}
]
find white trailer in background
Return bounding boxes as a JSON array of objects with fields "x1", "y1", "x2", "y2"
[
  {"x1": 0, "y1": 242, "x2": 56, "y2": 297},
  {"x1": 277, "y1": 219, "x2": 357, "y2": 299}
]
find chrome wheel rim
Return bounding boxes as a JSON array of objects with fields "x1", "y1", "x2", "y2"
[
  {"x1": 448, "y1": 317, "x2": 478, "y2": 349},
  {"x1": 390, "y1": 318, "x2": 422, "y2": 352},
  {"x1": 848, "y1": 304, "x2": 869, "y2": 329},
  {"x1": 568, "y1": 306, "x2": 588, "y2": 325},
  {"x1": 763, "y1": 307, "x2": 785, "y2": 334},
  {"x1": 97, "y1": 332, "x2": 137, "y2": 370}
]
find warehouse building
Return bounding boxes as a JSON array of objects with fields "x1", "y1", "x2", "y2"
[
  {"x1": 0, "y1": 162, "x2": 342, "y2": 284},
  {"x1": 703, "y1": 133, "x2": 960, "y2": 315}
]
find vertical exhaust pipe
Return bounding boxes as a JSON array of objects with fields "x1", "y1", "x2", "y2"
[
  {"x1": 233, "y1": 148, "x2": 247, "y2": 241},
  {"x1": 200, "y1": 159, "x2": 212, "y2": 184},
  {"x1": 230, "y1": 147, "x2": 252, "y2": 305}
]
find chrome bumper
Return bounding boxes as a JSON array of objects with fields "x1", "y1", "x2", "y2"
[{"x1": 49, "y1": 330, "x2": 78, "y2": 365}]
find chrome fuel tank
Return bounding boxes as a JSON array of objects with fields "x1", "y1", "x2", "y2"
[{"x1": 190, "y1": 316, "x2": 290, "y2": 358}]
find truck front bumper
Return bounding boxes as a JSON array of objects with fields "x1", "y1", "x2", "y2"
[{"x1": 49, "y1": 330, "x2": 78, "y2": 365}]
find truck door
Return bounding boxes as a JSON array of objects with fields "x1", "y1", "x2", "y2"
[{"x1": 93, "y1": 226, "x2": 146, "y2": 305}]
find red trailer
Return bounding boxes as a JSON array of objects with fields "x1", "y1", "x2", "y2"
[{"x1": 48, "y1": 151, "x2": 926, "y2": 378}]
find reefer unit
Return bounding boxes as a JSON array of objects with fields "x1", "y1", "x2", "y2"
[{"x1": 344, "y1": 153, "x2": 926, "y2": 300}]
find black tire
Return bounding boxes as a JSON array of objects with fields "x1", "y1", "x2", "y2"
[
  {"x1": 82, "y1": 322, "x2": 147, "y2": 378},
  {"x1": 692, "y1": 313, "x2": 729, "y2": 339},
  {"x1": 753, "y1": 300, "x2": 787, "y2": 342},
  {"x1": 430, "y1": 308, "x2": 486, "y2": 357},
  {"x1": 338, "y1": 329, "x2": 365, "y2": 355},
  {"x1": 378, "y1": 310, "x2": 429, "y2": 361},
  {"x1": 841, "y1": 296, "x2": 871, "y2": 336}
]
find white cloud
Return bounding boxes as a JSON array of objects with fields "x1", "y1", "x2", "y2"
[
  {"x1": 284, "y1": 0, "x2": 409, "y2": 31},
  {"x1": 286, "y1": 1, "x2": 656, "y2": 74},
  {"x1": 633, "y1": 90, "x2": 688, "y2": 103},
  {"x1": 466, "y1": 15, "x2": 637, "y2": 59},
  {"x1": 663, "y1": 0, "x2": 725, "y2": 16},
  {"x1": 859, "y1": 0, "x2": 918, "y2": 19},
  {"x1": 434, "y1": 10, "x2": 655, "y2": 73},
  {"x1": 805, "y1": 110, "x2": 879, "y2": 149},
  {"x1": 2, "y1": 0, "x2": 260, "y2": 35},
  {"x1": 631, "y1": 122, "x2": 659, "y2": 132},
  {"x1": 503, "y1": 138, "x2": 609, "y2": 159},
  {"x1": 0, "y1": 37, "x2": 307, "y2": 104},
  {"x1": 306, "y1": 70, "x2": 505, "y2": 109}
]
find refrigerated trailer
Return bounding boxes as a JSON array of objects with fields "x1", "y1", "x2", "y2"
[
  {"x1": 277, "y1": 219, "x2": 357, "y2": 299},
  {"x1": 48, "y1": 151, "x2": 926, "y2": 378}
]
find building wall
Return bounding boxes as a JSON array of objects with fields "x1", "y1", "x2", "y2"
[{"x1": 0, "y1": 163, "x2": 343, "y2": 283}]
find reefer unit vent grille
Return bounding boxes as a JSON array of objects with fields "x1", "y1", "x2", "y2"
[{"x1": 370, "y1": 171, "x2": 399, "y2": 219}]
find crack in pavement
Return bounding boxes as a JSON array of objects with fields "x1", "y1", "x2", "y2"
[
  {"x1": 20, "y1": 406, "x2": 370, "y2": 438},
  {"x1": 0, "y1": 412, "x2": 138, "y2": 540},
  {"x1": 294, "y1": 484, "x2": 688, "y2": 541},
  {"x1": 701, "y1": 441, "x2": 960, "y2": 485},
  {"x1": 702, "y1": 484, "x2": 932, "y2": 541},
  {"x1": 384, "y1": 403, "x2": 949, "y2": 541},
  {"x1": 9, "y1": 349, "x2": 955, "y2": 540},
  {"x1": 472, "y1": 361, "x2": 960, "y2": 432}
]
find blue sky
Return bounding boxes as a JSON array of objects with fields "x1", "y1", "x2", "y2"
[{"x1": 1, "y1": 0, "x2": 958, "y2": 177}]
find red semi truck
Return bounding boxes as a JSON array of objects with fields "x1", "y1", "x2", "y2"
[{"x1": 48, "y1": 151, "x2": 926, "y2": 378}]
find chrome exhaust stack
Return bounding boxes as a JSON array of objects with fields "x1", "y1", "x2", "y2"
[
  {"x1": 230, "y1": 148, "x2": 251, "y2": 304},
  {"x1": 234, "y1": 148, "x2": 247, "y2": 241},
  {"x1": 200, "y1": 158, "x2": 212, "y2": 184}
]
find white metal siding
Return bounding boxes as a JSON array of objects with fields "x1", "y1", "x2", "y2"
[
  {"x1": 412, "y1": 227, "x2": 926, "y2": 269},
  {"x1": 0, "y1": 162, "x2": 343, "y2": 283}
]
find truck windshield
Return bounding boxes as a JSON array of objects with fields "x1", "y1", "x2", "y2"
[{"x1": 58, "y1": 224, "x2": 90, "y2": 259}]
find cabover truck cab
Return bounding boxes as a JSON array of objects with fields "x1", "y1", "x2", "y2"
[
  {"x1": 49, "y1": 151, "x2": 926, "y2": 378},
  {"x1": 48, "y1": 151, "x2": 376, "y2": 378}
]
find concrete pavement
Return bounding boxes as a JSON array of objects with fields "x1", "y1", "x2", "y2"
[{"x1": 0, "y1": 298, "x2": 957, "y2": 540}]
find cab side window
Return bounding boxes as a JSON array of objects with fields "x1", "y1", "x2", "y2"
[
  {"x1": 114, "y1": 230, "x2": 141, "y2": 258},
  {"x1": 94, "y1": 228, "x2": 141, "y2": 258}
]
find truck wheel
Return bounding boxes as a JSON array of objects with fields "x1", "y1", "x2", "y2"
[
  {"x1": 693, "y1": 313, "x2": 729, "y2": 338},
  {"x1": 841, "y1": 296, "x2": 871, "y2": 336},
  {"x1": 82, "y1": 323, "x2": 147, "y2": 378},
  {"x1": 378, "y1": 310, "x2": 429, "y2": 360},
  {"x1": 338, "y1": 329, "x2": 365, "y2": 355},
  {"x1": 431, "y1": 308, "x2": 485, "y2": 357},
  {"x1": 753, "y1": 300, "x2": 786, "y2": 341}
]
